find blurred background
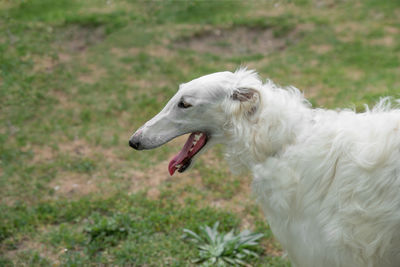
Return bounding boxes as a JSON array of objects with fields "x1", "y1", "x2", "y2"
[{"x1": 1, "y1": 0, "x2": 399, "y2": 265}]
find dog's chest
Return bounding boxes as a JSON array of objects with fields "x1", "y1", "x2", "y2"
[{"x1": 251, "y1": 158, "x2": 355, "y2": 267}]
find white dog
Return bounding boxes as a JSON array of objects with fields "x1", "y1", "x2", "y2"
[{"x1": 129, "y1": 68, "x2": 400, "y2": 267}]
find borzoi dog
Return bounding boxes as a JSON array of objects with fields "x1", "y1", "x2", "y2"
[{"x1": 129, "y1": 68, "x2": 400, "y2": 267}]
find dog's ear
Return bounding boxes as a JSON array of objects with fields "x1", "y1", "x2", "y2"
[
  {"x1": 232, "y1": 87, "x2": 258, "y2": 102},
  {"x1": 231, "y1": 87, "x2": 260, "y2": 117}
]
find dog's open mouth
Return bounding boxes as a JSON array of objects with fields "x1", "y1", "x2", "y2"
[{"x1": 168, "y1": 132, "x2": 208, "y2": 175}]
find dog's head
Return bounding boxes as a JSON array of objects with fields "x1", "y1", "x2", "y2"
[{"x1": 129, "y1": 68, "x2": 262, "y2": 175}]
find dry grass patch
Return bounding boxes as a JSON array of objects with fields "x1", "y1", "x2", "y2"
[
  {"x1": 4, "y1": 238, "x2": 59, "y2": 266},
  {"x1": 370, "y1": 36, "x2": 395, "y2": 47},
  {"x1": 127, "y1": 160, "x2": 172, "y2": 198},
  {"x1": 124, "y1": 78, "x2": 171, "y2": 94},
  {"x1": 30, "y1": 145, "x2": 55, "y2": 165},
  {"x1": 112, "y1": 45, "x2": 173, "y2": 59},
  {"x1": 311, "y1": 44, "x2": 332, "y2": 54},
  {"x1": 49, "y1": 171, "x2": 99, "y2": 197},
  {"x1": 31, "y1": 55, "x2": 57, "y2": 73},
  {"x1": 344, "y1": 67, "x2": 364, "y2": 81},
  {"x1": 145, "y1": 46, "x2": 174, "y2": 59},
  {"x1": 303, "y1": 83, "x2": 335, "y2": 106},
  {"x1": 78, "y1": 63, "x2": 107, "y2": 84},
  {"x1": 29, "y1": 51, "x2": 72, "y2": 74},
  {"x1": 79, "y1": 1, "x2": 133, "y2": 15},
  {"x1": 56, "y1": 25, "x2": 106, "y2": 53},
  {"x1": 127, "y1": 136, "x2": 204, "y2": 201},
  {"x1": 48, "y1": 89, "x2": 78, "y2": 110},
  {"x1": 385, "y1": 26, "x2": 399, "y2": 35},
  {"x1": 58, "y1": 139, "x2": 118, "y2": 162},
  {"x1": 334, "y1": 22, "x2": 368, "y2": 43},
  {"x1": 175, "y1": 26, "x2": 297, "y2": 56},
  {"x1": 251, "y1": 2, "x2": 303, "y2": 18}
]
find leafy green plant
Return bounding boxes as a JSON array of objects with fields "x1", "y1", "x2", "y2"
[
  {"x1": 182, "y1": 222, "x2": 263, "y2": 266},
  {"x1": 83, "y1": 212, "x2": 133, "y2": 254}
]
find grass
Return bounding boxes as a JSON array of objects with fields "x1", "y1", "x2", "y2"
[{"x1": 1, "y1": 0, "x2": 399, "y2": 265}]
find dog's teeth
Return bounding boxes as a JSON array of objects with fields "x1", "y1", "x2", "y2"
[
  {"x1": 194, "y1": 133, "x2": 202, "y2": 141},
  {"x1": 175, "y1": 164, "x2": 182, "y2": 169},
  {"x1": 189, "y1": 148, "x2": 193, "y2": 152}
]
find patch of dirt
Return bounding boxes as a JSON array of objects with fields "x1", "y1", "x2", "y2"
[
  {"x1": 82, "y1": 2, "x2": 124, "y2": 14},
  {"x1": 58, "y1": 139, "x2": 119, "y2": 163},
  {"x1": 30, "y1": 139, "x2": 120, "y2": 166},
  {"x1": 344, "y1": 67, "x2": 364, "y2": 81},
  {"x1": 29, "y1": 47, "x2": 72, "y2": 74},
  {"x1": 311, "y1": 44, "x2": 332, "y2": 54},
  {"x1": 30, "y1": 145, "x2": 55, "y2": 164},
  {"x1": 48, "y1": 89, "x2": 76, "y2": 109},
  {"x1": 252, "y1": 3, "x2": 295, "y2": 17},
  {"x1": 175, "y1": 26, "x2": 298, "y2": 56},
  {"x1": 49, "y1": 171, "x2": 98, "y2": 197},
  {"x1": 334, "y1": 22, "x2": 367, "y2": 43},
  {"x1": 31, "y1": 25, "x2": 106, "y2": 76},
  {"x1": 57, "y1": 52, "x2": 71, "y2": 63},
  {"x1": 78, "y1": 63, "x2": 107, "y2": 84},
  {"x1": 124, "y1": 77, "x2": 171, "y2": 95},
  {"x1": 57, "y1": 25, "x2": 106, "y2": 53},
  {"x1": 127, "y1": 161, "x2": 170, "y2": 199},
  {"x1": 111, "y1": 45, "x2": 174, "y2": 60},
  {"x1": 296, "y1": 23, "x2": 315, "y2": 33},
  {"x1": 4, "y1": 238, "x2": 60, "y2": 265},
  {"x1": 370, "y1": 36, "x2": 395, "y2": 47},
  {"x1": 303, "y1": 85, "x2": 320, "y2": 100},
  {"x1": 27, "y1": 145, "x2": 125, "y2": 201},
  {"x1": 385, "y1": 26, "x2": 399, "y2": 35},
  {"x1": 32, "y1": 55, "x2": 56, "y2": 73},
  {"x1": 29, "y1": 51, "x2": 72, "y2": 74},
  {"x1": 303, "y1": 84, "x2": 335, "y2": 106},
  {"x1": 29, "y1": 139, "x2": 120, "y2": 198},
  {"x1": 146, "y1": 46, "x2": 174, "y2": 59},
  {"x1": 111, "y1": 47, "x2": 140, "y2": 57}
]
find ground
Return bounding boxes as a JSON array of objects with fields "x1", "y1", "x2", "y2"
[{"x1": 1, "y1": 0, "x2": 399, "y2": 266}]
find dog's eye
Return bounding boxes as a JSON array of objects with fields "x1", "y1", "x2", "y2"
[{"x1": 178, "y1": 100, "x2": 192, "y2": 109}]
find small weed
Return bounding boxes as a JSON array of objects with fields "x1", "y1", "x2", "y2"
[
  {"x1": 83, "y1": 212, "x2": 135, "y2": 256},
  {"x1": 183, "y1": 222, "x2": 264, "y2": 266},
  {"x1": 84, "y1": 212, "x2": 132, "y2": 245}
]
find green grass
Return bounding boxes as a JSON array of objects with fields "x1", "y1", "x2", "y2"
[{"x1": 1, "y1": 0, "x2": 400, "y2": 265}]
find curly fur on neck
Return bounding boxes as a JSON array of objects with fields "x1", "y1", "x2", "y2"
[{"x1": 223, "y1": 68, "x2": 312, "y2": 174}]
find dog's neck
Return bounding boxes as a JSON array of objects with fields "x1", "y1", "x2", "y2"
[{"x1": 224, "y1": 86, "x2": 312, "y2": 174}]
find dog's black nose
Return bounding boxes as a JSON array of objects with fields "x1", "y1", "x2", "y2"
[{"x1": 129, "y1": 140, "x2": 140, "y2": 150}]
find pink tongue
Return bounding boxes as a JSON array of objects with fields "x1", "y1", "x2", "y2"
[{"x1": 168, "y1": 132, "x2": 206, "y2": 175}]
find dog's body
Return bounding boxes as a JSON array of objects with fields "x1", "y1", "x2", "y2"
[{"x1": 130, "y1": 69, "x2": 400, "y2": 267}]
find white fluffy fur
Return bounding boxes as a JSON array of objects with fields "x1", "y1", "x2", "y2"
[
  {"x1": 131, "y1": 68, "x2": 400, "y2": 267},
  {"x1": 228, "y1": 69, "x2": 400, "y2": 267}
]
